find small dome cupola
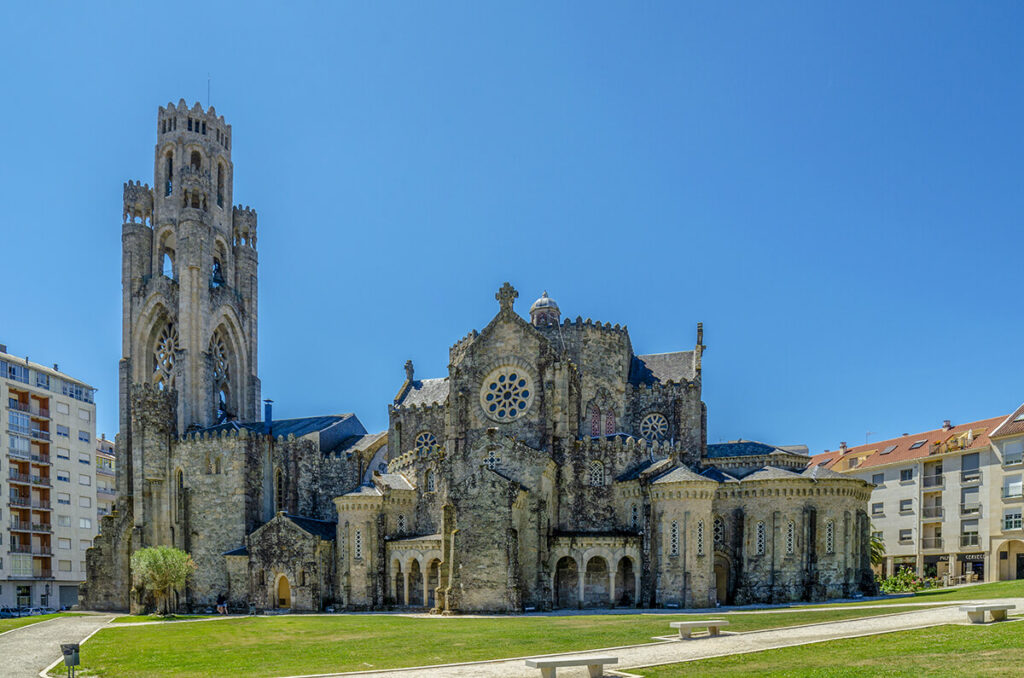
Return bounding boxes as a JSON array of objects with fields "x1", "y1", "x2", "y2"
[{"x1": 530, "y1": 291, "x2": 561, "y2": 327}]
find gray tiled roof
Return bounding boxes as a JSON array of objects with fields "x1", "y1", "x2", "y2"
[
  {"x1": 615, "y1": 457, "x2": 673, "y2": 482},
  {"x1": 329, "y1": 431, "x2": 387, "y2": 455},
  {"x1": 284, "y1": 514, "x2": 336, "y2": 540},
  {"x1": 341, "y1": 484, "x2": 383, "y2": 497},
  {"x1": 743, "y1": 466, "x2": 804, "y2": 481},
  {"x1": 222, "y1": 546, "x2": 248, "y2": 556},
  {"x1": 375, "y1": 473, "x2": 414, "y2": 490},
  {"x1": 196, "y1": 414, "x2": 357, "y2": 439},
  {"x1": 700, "y1": 467, "x2": 740, "y2": 483},
  {"x1": 801, "y1": 465, "x2": 849, "y2": 481},
  {"x1": 396, "y1": 378, "x2": 449, "y2": 407},
  {"x1": 652, "y1": 465, "x2": 709, "y2": 484},
  {"x1": 629, "y1": 351, "x2": 696, "y2": 385},
  {"x1": 706, "y1": 441, "x2": 780, "y2": 458}
]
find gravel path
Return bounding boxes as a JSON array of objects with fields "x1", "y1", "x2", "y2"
[
  {"x1": 288, "y1": 599, "x2": 1022, "y2": 678},
  {"x1": 0, "y1": 613, "x2": 114, "y2": 678}
]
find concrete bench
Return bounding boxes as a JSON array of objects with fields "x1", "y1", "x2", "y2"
[
  {"x1": 960, "y1": 604, "x2": 1015, "y2": 624},
  {"x1": 670, "y1": 619, "x2": 729, "y2": 638},
  {"x1": 524, "y1": 655, "x2": 618, "y2": 677}
]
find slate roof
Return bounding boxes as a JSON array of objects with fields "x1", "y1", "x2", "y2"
[
  {"x1": 706, "y1": 441, "x2": 790, "y2": 458},
  {"x1": 396, "y1": 378, "x2": 449, "y2": 407},
  {"x1": 743, "y1": 466, "x2": 804, "y2": 481},
  {"x1": 615, "y1": 457, "x2": 673, "y2": 482},
  {"x1": 699, "y1": 467, "x2": 739, "y2": 483},
  {"x1": 809, "y1": 415, "x2": 1008, "y2": 472},
  {"x1": 652, "y1": 465, "x2": 710, "y2": 484},
  {"x1": 284, "y1": 514, "x2": 337, "y2": 540},
  {"x1": 341, "y1": 484, "x2": 383, "y2": 497},
  {"x1": 390, "y1": 533, "x2": 442, "y2": 543},
  {"x1": 375, "y1": 473, "x2": 414, "y2": 490},
  {"x1": 552, "y1": 529, "x2": 639, "y2": 539},
  {"x1": 990, "y1": 403, "x2": 1024, "y2": 439},
  {"x1": 629, "y1": 352, "x2": 696, "y2": 385},
  {"x1": 222, "y1": 546, "x2": 248, "y2": 556},
  {"x1": 196, "y1": 414, "x2": 357, "y2": 439},
  {"x1": 801, "y1": 464, "x2": 849, "y2": 481},
  {"x1": 329, "y1": 431, "x2": 387, "y2": 455}
]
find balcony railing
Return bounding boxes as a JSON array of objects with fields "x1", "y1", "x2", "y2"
[
  {"x1": 923, "y1": 475, "x2": 944, "y2": 488},
  {"x1": 97, "y1": 466, "x2": 115, "y2": 477},
  {"x1": 961, "y1": 503, "x2": 982, "y2": 517},
  {"x1": 9, "y1": 495, "x2": 31, "y2": 507},
  {"x1": 1002, "y1": 487, "x2": 1024, "y2": 499},
  {"x1": 8, "y1": 400, "x2": 29, "y2": 413},
  {"x1": 8, "y1": 470, "x2": 30, "y2": 484},
  {"x1": 10, "y1": 544, "x2": 32, "y2": 554},
  {"x1": 922, "y1": 506, "x2": 944, "y2": 519},
  {"x1": 961, "y1": 470, "x2": 982, "y2": 484},
  {"x1": 10, "y1": 519, "x2": 32, "y2": 531},
  {"x1": 922, "y1": 537, "x2": 944, "y2": 549},
  {"x1": 960, "y1": 534, "x2": 980, "y2": 548},
  {"x1": 31, "y1": 453, "x2": 49, "y2": 465},
  {"x1": 7, "y1": 447, "x2": 31, "y2": 461},
  {"x1": 97, "y1": 487, "x2": 116, "y2": 497},
  {"x1": 29, "y1": 428, "x2": 50, "y2": 441},
  {"x1": 1005, "y1": 456, "x2": 1024, "y2": 468},
  {"x1": 31, "y1": 522, "x2": 51, "y2": 532}
]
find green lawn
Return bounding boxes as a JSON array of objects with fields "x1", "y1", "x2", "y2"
[
  {"x1": 637, "y1": 620, "x2": 1024, "y2": 677},
  {"x1": 0, "y1": 613, "x2": 82, "y2": 634},
  {"x1": 110, "y1": 614, "x2": 215, "y2": 624},
  {"x1": 55, "y1": 607, "x2": 913, "y2": 678},
  {"x1": 789, "y1": 578, "x2": 1024, "y2": 610}
]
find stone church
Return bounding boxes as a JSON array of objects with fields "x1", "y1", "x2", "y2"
[{"x1": 82, "y1": 101, "x2": 875, "y2": 614}]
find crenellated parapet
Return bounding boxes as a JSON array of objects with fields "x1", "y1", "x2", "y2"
[
  {"x1": 565, "y1": 316, "x2": 629, "y2": 336},
  {"x1": 232, "y1": 205, "x2": 257, "y2": 248},
  {"x1": 123, "y1": 181, "x2": 154, "y2": 225},
  {"x1": 448, "y1": 330, "x2": 479, "y2": 364},
  {"x1": 158, "y1": 100, "x2": 232, "y2": 154}
]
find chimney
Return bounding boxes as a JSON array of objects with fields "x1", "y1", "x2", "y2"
[
  {"x1": 839, "y1": 441, "x2": 847, "y2": 452},
  {"x1": 0, "y1": 343, "x2": 6, "y2": 353},
  {"x1": 53, "y1": 363, "x2": 59, "y2": 372},
  {"x1": 263, "y1": 399, "x2": 273, "y2": 434},
  {"x1": 942, "y1": 419, "x2": 952, "y2": 430}
]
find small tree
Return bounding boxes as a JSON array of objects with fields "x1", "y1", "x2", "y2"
[
  {"x1": 131, "y1": 546, "x2": 196, "y2": 615},
  {"x1": 870, "y1": 526, "x2": 886, "y2": 567}
]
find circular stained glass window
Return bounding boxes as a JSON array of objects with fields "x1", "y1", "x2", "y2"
[
  {"x1": 640, "y1": 413, "x2": 669, "y2": 441},
  {"x1": 415, "y1": 431, "x2": 438, "y2": 453},
  {"x1": 480, "y1": 366, "x2": 534, "y2": 423}
]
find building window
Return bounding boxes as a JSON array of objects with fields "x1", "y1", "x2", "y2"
[
  {"x1": 56, "y1": 425, "x2": 69, "y2": 438},
  {"x1": 56, "y1": 447, "x2": 70, "y2": 460},
  {"x1": 78, "y1": 409, "x2": 90, "y2": 422},
  {"x1": 79, "y1": 474, "x2": 91, "y2": 486},
  {"x1": 275, "y1": 468, "x2": 284, "y2": 511},
  {"x1": 871, "y1": 473, "x2": 884, "y2": 485},
  {"x1": 588, "y1": 460, "x2": 604, "y2": 487},
  {"x1": 79, "y1": 496, "x2": 91, "y2": 508},
  {"x1": 58, "y1": 538, "x2": 71, "y2": 550},
  {"x1": 589, "y1": 404, "x2": 601, "y2": 437},
  {"x1": 79, "y1": 452, "x2": 91, "y2": 465},
  {"x1": 714, "y1": 516, "x2": 725, "y2": 549},
  {"x1": 397, "y1": 514, "x2": 406, "y2": 534},
  {"x1": 604, "y1": 411, "x2": 616, "y2": 435},
  {"x1": 630, "y1": 503, "x2": 640, "y2": 530},
  {"x1": 56, "y1": 471, "x2": 70, "y2": 483},
  {"x1": 485, "y1": 448, "x2": 500, "y2": 470},
  {"x1": 36, "y1": 373, "x2": 50, "y2": 389},
  {"x1": 480, "y1": 366, "x2": 533, "y2": 422},
  {"x1": 58, "y1": 560, "x2": 72, "y2": 572},
  {"x1": 414, "y1": 431, "x2": 438, "y2": 453},
  {"x1": 670, "y1": 520, "x2": 679, "y2": 557},
  {"x1": 900, "y1": 469, "x2": 913, "y2": 482},
  {"x1": 354, "y1": 529, "x2": 363, "y2": 560},
  {"x1": 899, "y1": 499, "x2": 913, "y2": 514},
  {"x1": 425, "y1": 470, "x2": 435, "y2": 492},
  {"x1": 825, "y1": 520, "x2": 835, "y2": 554},
  {"x1": 640, "y1": 413, "x2": 668, "y2": 442},
  {"x1": 755, "y1": 521, "x2": 766, "y2": 555},
  {"x1": 871, "y1": 502, "x2": 884, "y2": 517},
  {"x1": 79, "y1": 518, "x2": 92, "y2": 529},
  {"x1": 57, "y1": 515, "x2": 71, "y2": 527},
  {"x1": 57, "y1": 493, "x2": 70, "y2": 505},
  {"x1": 899, "y1": 528, "x2": 913, "y2": 543},
  {"x1": 1004, "y1": 510, "x2": 1023, "y2": 531},
  {"x1": 786, "y1": 521, "x2": 795, "y2": 555},
  {"x1": 696, "y1": 520, "x2": 705, "y2": 556},
  {"x1": 56, "y1": 402, "x2": 70, "y2": 415},
  {"x1": 80, "y1": 539, "x2": 91, "y2": 550}
]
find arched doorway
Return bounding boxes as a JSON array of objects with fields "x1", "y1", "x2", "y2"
[
  {"x1": 427, "y1": 559, "x2": 441, "y2": 608},
  {"x1": 615, "y1": 557, "x2": 636, "y2": 606},
  {"x1": 408, "y1": 559, "x2": 423, "y2": 606},
  {"x1": 714, "y1": 555, "x2": 730, "y2": 605},
  {"x1": 584, "y1": 556, "x2": 610, "y2": 607},
  {"x1": 393, "y1": 560, "x2": 404, "y2": 605},
  {"x1": 998, "y1": 540, "x2": 1024, "y2": 581},
  {"x1": 277, "y1": 575, "x2": 291, "y2": 609},
  {"x1": 554, "y1": 556, "x2": 578, "y2": 609}
]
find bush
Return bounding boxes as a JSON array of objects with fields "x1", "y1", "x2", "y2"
[{"x1": 878, "y1": 569, "x2": 942, "y2": 594}]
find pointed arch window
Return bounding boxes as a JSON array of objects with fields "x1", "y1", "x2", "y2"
[
  {"x1": 274, "y1": 468, "x2": 284, "y2": 512},
  {"x1": 713, "y1": 516, "x2": 725, "y2": 549},
  {"x1": 670, "y1": 520, "x2": 680, "y2": 557},
  {"x1": 755, "y1": 521, "x2": 767, "y2": 555},
  {"x1": 588, "y1": 460, "x2": 605, "y2": 487},
  {"x1": 164, "y1": 152, "x2": 173, "y2": 196},
  {"x1": 630, "y1": 503, "x2": 640, "y2": 530},
  {"x1": 175, "y1": 469, "x2": 185, "y2": 523},
  {"x1": 162, "y1": 252, "x2": 175, "y2": 279},
  {"x1": 217, "y1": 164, "x2": 225, "y2": 207},
  {"x1": 354, "y1": 529, "x2": 363, "y2": 560},
  {"x1": 825, "y1": 520, "x2": 835, "y2": 554},
  {"x1": 604, "y1": 410, "x2": 616, "y2": 436},
  {"x1": 210, "y1": 329, "x2": 233, "y2": 423},
  {"x1": 397, "y1": 514, "x2": 407, "y2": 534},
  {"x1": 696, "y1": 520, "x2": 705, "y2": 556},
  {"x1": 786, "y1": 521, "x2": 795, "y2": 555},
  {"x1": 152, "y1": 323, "x2": 178, "y2": 390},
  {"x1": 589, "y1": 404, "x2": 601, "y2": 437},
  {"x1": 425, "y1": 470, "x2": 435, "y2": 492},
  {"x1": 190, "y1": 150, "x2": 201, "y2": 169}
]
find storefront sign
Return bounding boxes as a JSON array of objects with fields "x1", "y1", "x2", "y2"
[{"x1": 958, "y1": 553, "x2": 985, "y2": 562}]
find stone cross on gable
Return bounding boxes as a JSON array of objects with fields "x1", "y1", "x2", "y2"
[{"x1": 496, "y1": 282, "x2": 518, "y2": 313}]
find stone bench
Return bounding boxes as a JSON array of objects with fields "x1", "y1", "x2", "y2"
[
  {"x1": 524, "y1": 655, "x2": 618, "y2": 677},
  {"x1": 670, "y1": 619, "x2": 729, "y2": 638},
  {"x1": 960, "y1": 604, "x2": 1015, "y2": 624}
]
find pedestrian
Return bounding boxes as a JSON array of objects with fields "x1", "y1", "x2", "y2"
[{"x1": 216, "y1": 593, "x2": 227, "y2": 615}]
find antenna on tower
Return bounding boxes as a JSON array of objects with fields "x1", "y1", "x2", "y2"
[{"x1": 207, "y1": 73, "x2": 211, "y2": 107}]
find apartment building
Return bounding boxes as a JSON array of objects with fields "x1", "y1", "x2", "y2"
[
  {"x1": 811, "y1": 404, "x2": 1024, "y2": 583},
  {"x1": 1, "y1": 345, "x2": 98, "y2": 609},
  {"x1": 95, "y1": 435, "x2": 116, "y2": 520}
]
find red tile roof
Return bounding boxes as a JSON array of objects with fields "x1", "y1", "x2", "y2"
[
  {"x1": 990, "y1": 403, "x2": 1024, "y2": 440},
  {"x1": 809, "y1": 415, "x2": 1010, "y2": 472}
]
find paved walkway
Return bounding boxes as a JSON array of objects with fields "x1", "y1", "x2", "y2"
[
  {"x1": 0, "y1": 613, "x2": 114, "y2": 678},
  {"x1": 287, "y1": 599, "x2": 1023, "y2": 678}
]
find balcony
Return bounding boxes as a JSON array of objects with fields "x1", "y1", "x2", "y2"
[
  {"x1": 8, "y1": 470, "x2": 30, "y2": 484},
  {"x1": 31, "y1": 453, "x2": 50, "y2": 465},
  {"x1": 10, "y1": 400, "x2": 51, "y2": 419},
  {"x1": 961, "y1": 503, "x2": 982, "y2": 517},
  {"x1": 922, "y1": 506, "x2": 944, "y2": 520},
  {"x1": 922, "y1": 537, "x2": 944, "y2": 550},
  {"x1": 961, "y1": 470, "x2": 982, "y2": 484},
  {"x1": 30, "y1": 474, "x2": 50, "y2": 487},
  {"x1": 10, "y1": 519, "x2": 32, "y2": 531},
  {"x1": 10, "y1": 569, "x2": 55, "y2": 580},
  {"x1": 1002, "y1": 487, "x2": 1024, "y2": 500},
  {"x1": 10, "y1": 544, "x2": 32, "y2": 554},
  {"x1": 1004, "y1": 455, "x2": 1024, "y2": 468},
  {"x1": 97, "y1": 466, "x2": 115, "y2": 477},
  {"x1": 31, "y1": 522, "x2": 51, "y2": 532},
  {"x1": 960, "y1": 534, "x2": 981, "y2": 548},
  {"x1": 7, "y1": 447, "x2": 31, "y2": 461},
  {"x1": 97, "y1": 487, "x2": 116, "y2": 498},
  {"x1": 9, "y1": 495, "x2": 31, "y2": 507},
  {"x1": 29, "y1": 428, "x2": 50, "y2": 442},
  {"x1": 923, "y1": 475, "x2": 944, "y2": 489}
]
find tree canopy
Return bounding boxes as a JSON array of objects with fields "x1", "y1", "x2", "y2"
[{"x1": 130, "y1": 546, "x2": 196, "y2": 614}]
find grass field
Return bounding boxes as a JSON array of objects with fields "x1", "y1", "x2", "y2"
[
  {"x1": 110, "y1": 614, "x2": 215, "y2": 624},
  {"x1": 56, "y1": 607, "x2": 913, "y2": 678},
  {"x1": 637, "y1": 620, "x2": 1024, "y2": 677},
  {"x1": 0, "y1": 613, "x2": 81, "y2": 634},
  {"x1": 788, "y1": 578, "x2": 1024, "y2": 609}
]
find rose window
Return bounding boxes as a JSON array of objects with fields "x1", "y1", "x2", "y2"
[
  {"x1": 153, "y1": 323, "x2": 179, "y2": 388},
  {"x1": 415, "y1": 431, "x2": 438, "y2": 453},
  {"x1": 640, "y1": 413, "x2": 668, "y2": 441},
  {"x1": 480, "y1": 366, "x2": 533, "y2": 422}
]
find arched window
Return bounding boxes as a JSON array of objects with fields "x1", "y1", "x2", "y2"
[
  {"x1": 162, "y1": 252, "x2": 174, "y2": 279},
  {"x1": 204, "y1": 454, "x2": 214, "y2": 475},
  {"x1": 640, "y1": 413, "x2": 669, "y2": 442},
  {"x1": 397, "y1": 514, "x2": 406, "y2": 534},
  {"x1": 588, "y1": 460, "x2": 604, "y2": 487},
  {"x1": 786, "y1": 521, "x2": 795, "y2": 555},
  {"x1": 755, "y1": 521, "x2": 767, "y2": 555},
  {"x1": 713, "y1": 516, "x2": 725, "y2": 549},
  {"x1": 164, "y1": 152, "x2": 173, "y2": 196},
  {"x1": 425, "y1": 470, "x2": 435, "y2": 492},
  {"x1": 217, "y1": 164, "x2": 225, "y2": 207},
  {"x1": 825, "y1": 520, "x2": 835, "y2": 554},
  {"x1": 354, "y1": 529, "x2": 363, "y2": 560},
  {"x1": 670, "y1": 520, "x2": 679, "y2": 557},
  {"x1": 696, "y1": 520, "x2": 705, "y2": 556},
  {"x1": 175, "y1": 469, "x2": 185, "y2": 522},
  {"x1": 414, "y1": 431, "x2": 437, "y2": 454},
  {"x1": 210, "y1": 329, "x2": 233, "y2": 423},
  {"x1": 214, "y1": 456, "x2": 222, "y2": 474},
  {"x1": 589, "y1": 404, "x2": 601, "y2": 437},
  {"x1": 190, "y1": 150, "x2": 201, "y2": 169},
  {"x1": 630, "y1": 503, "x2": 640, "y2": 530},
  {"x1": 274, "y1": 468, "x2": 284, "y2": 511},
  {"x1": 604, "y1": 411, "x2": 616, "y2": 435},
  {"x1": 211, "y1": 258, "x2": 224, "y2": 288},
  {"x1": 485, "y1": 448, "x2": 499, "y2": 470}
]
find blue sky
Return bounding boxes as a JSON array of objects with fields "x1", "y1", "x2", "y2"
[{"x1": 1, "y1": 2, "x2": 1022, "y2": 453}]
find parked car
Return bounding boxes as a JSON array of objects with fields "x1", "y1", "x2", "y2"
[
  {"x1": 38, "y1": 607, "x2": 57, "y2": 615},
  {"x1": 25, "y1": 607, "x2": 47, "y2": 616},
  {"x1": 0, "y1": 606, "x2": 17, "y2": 618}
]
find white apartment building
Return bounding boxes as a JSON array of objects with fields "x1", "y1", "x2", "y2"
[
  {"x1": 1, "y1": 345, "x2": 99, "y2": 609},
  {"x1": 96, "y1": 435, "x2": 116, "y2": 520},
  {"x1": 811, "y1": 404, "x2": 1024, "y2": 583}
]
